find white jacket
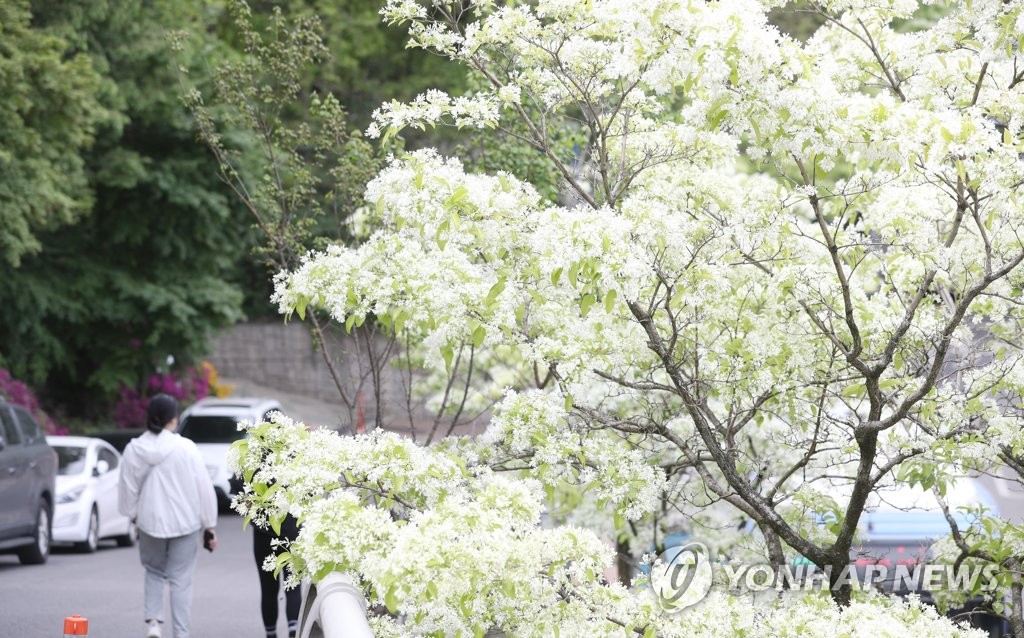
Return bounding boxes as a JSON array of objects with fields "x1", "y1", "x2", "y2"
[{"x1": 118, "y1": 429, "x2": 218, "y2": 538}]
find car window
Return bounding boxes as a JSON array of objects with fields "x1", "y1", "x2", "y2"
[
  {"x1": 97, "y1": 447, "x2": 119, "y2": 471},
  {"x1": 1, "y1": 407, "x2": 22, "y2": 446},
  {"x1": 13, "y1": 406, "x2": 41, "y2": 443},
  {"x1": 178, "y1": 416, "x2": 245, "y2": 443},
  {"x1": 54, "y1": 446, "x2": 88, "y2": 475}
]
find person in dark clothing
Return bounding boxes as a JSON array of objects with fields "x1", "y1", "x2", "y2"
[{"x1": 254, "y1": 514, "x2": 301, "y2": 638}]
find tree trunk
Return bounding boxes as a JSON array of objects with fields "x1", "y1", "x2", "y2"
[{"x1": 616, "y1": 538, "x2": 634, "y2": 586}]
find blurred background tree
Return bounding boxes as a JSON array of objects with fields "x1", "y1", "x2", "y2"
[
  {"x1": 0, "y1": 0, "x2": 105, "y2": 267},
  {"x1": 0, "y1": 0, "x2": 247, "y2": 418},
  {"x1": 0, "y1": 0, "x2": 472, "y2": 421}
]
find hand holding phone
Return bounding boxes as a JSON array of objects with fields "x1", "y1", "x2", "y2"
[{"x1": 203, "y1": 528, "x2": 217, "y2": 552}]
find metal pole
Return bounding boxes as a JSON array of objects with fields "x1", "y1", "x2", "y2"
[{"x1": 297, "y1": 573, "x2": 373, "y2": 638}]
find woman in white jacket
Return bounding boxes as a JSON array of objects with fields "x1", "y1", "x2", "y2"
[{"x1": 119, "y1": 394, "x2": 218, "y2": 638}]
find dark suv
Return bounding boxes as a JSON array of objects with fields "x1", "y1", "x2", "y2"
[{"x1": 0, "y1": 398, "x2": 57, "y2": 564}]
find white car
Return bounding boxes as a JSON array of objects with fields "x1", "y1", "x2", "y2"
[
  {"x1": 176, "y1": 397, "x2": 282, "y2": 510},
  {"x1": 47, "y1": 436, "x2": 136, "y2": 552}
]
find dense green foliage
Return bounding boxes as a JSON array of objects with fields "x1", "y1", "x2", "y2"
[
  {"x1": 0, "y1": 0, "x2": 105, "y2": 267},
  {"x1": 246, "y1": 0, "x2": 466, "y2": 131},
  {"x1": 178, "y1": 1, "x2": 384, "y2": 275},
  {"x1": 0, "y1": 0, "x2": 249, "y2": 415}
]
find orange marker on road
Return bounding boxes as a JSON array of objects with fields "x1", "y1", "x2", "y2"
[{"x1": 63, "y1": 615, "x2": 88, "y2": 637}]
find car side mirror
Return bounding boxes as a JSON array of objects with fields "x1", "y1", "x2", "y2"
[{"x1": 94, "y1": 459, "x2": 110, "y2": 476}]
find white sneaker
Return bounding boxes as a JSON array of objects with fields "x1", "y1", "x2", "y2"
[{"x1": 145, "y1": 620, "x2": 161, "y2": 638}]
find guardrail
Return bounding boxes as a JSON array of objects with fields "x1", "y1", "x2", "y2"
[{"x1": 296, "y1": 573, "x2": 373, "y2": 638}]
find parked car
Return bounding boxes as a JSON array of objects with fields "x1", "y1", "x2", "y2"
[
  {"x1": 47, "y1": 436, "x2": 137, "y2": 552},
  {"x1": 0, "y1": 398, "x2": 58, "y2": 564},
  {"x1": 91, "y1": 428, "x2": 145, "y2": 454},
  {"x1": 852, "y1": 478, "x2": 1007, "y2": 637},
  {"x1": 854, "y1": 478, "x2": 998, "y2": 576},
  {"x1": 176, "y1": 397, "x2": 282, "y2": 510}
]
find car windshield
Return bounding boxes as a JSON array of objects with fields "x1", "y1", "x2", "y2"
[
  {"x1": 178, "y1": 416, "x2": 244, "y2": 444},
  {"x1": 54, "y1": 446, "x2": 88, "y2": 475}
]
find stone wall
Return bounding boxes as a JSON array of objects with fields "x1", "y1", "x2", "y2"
[
  {"x1": 208, "y1": 321, "x2": 344, "y2": 404},
  {"x1": 207, "y1": 321, "x2": 453, "y2": 435}
]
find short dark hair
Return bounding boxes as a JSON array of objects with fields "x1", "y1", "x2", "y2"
[{"x1": 146, "y1": 394, "x2": 179, "y2": 434}]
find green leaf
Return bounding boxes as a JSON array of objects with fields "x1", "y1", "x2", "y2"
[
  {"x1": 472, "y1": 325, "x2": 486, "y2": 348},
  {"x1": 273, "y1": 551, "x2": 292, "y2": 577},
  {"x1": 313, "y1": 562, "x2": 338, "y2": 582},
  {"x1": 580, "y1": 294, "x2": 596, "y2": 317},
  {"x1": 842, "y1": 383, "x2": 866, "y2": 398},
  {"x1": 486, "y1": 277, "x2": 506, "y2": 306},
  {"x1": 435, "y1": 218, "x2": 449, "y2": 249},
  {"x1": 441, "y1": 344, "x2": 454, "y2": 371},
  {"x1": 460, "y1": 594, "x2": 473, "y2": 617},
  {"x1": 384, "y1": 585, "x2": 401, "y2": 614},
  {"x1": 447, "y1": 185, "x2": 469, "y2": 208},
  {"x1": 604, "y1": 289, "x2": 618, "y2": 313},
  {"x1": 708, "y1": 105, "x2": 729, "y2": 129}
]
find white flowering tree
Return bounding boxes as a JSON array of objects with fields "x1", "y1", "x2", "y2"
[{"x1": 236, "y1": 0, "x2": 1024, "y2": 634}]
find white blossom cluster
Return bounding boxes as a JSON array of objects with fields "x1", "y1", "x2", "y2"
[
  {"x1": 234, "y1": 417, "x2": 983, "y2": 637},
  {"x1": 481, "y1": 390, "x2": 664, "y2": 521},
  {"x1": 267, "y1": 0, "x2": 1024, "y2": 632}
]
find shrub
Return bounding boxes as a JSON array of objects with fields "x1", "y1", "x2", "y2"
[
  {"x1": 113, "y1": 361, "x2": 230, "y2": 428},
  {"x1": 0, "y1": 368, "x2": 67, "y2": 435}
]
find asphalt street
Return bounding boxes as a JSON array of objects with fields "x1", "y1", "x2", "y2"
[{"x1": 0, "y1": 513, "x2": 290, "y2": 637}]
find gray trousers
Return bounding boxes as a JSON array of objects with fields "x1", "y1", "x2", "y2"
[{"x1": 138, "y1": 530, "x2": 201, "y2": 638}]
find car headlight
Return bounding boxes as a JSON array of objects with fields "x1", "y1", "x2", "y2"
[{"x1": 58, "y1": 485, "x2": 86, "y2": 504}]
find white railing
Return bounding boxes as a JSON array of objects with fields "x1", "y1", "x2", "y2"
[{"x1": 297, "y1": 573, "x2": 373, "y2": 638}]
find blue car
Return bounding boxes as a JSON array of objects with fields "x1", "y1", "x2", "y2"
[
  {"x1": 852, "y1": 479, "x2": 1007, "y2": 637},
  {"x1": 854, "y1": 479, "x2": 998, "y2": 577}
]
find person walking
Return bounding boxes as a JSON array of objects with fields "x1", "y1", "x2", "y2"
[
  {"x1": 254, "y1": 514, "x2": 301, "y2": 638},
  {"x1": 118, "y1": 394, "x2": 218, "y2": 638}
]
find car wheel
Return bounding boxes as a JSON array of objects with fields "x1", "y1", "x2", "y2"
[
  {"x1": 17, "y1": 499, "x2": 51, "y2": 565},
  {"x1": 75, "y1": 507, "x2": 100, "y2": 553},
  {"x1": 115, "y1": 520, "x2": 138, "y2": 548}
]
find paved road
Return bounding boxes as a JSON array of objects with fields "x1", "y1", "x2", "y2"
[{"x1": 0, "y1": 513, "x2": 289, "y2": 637}]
